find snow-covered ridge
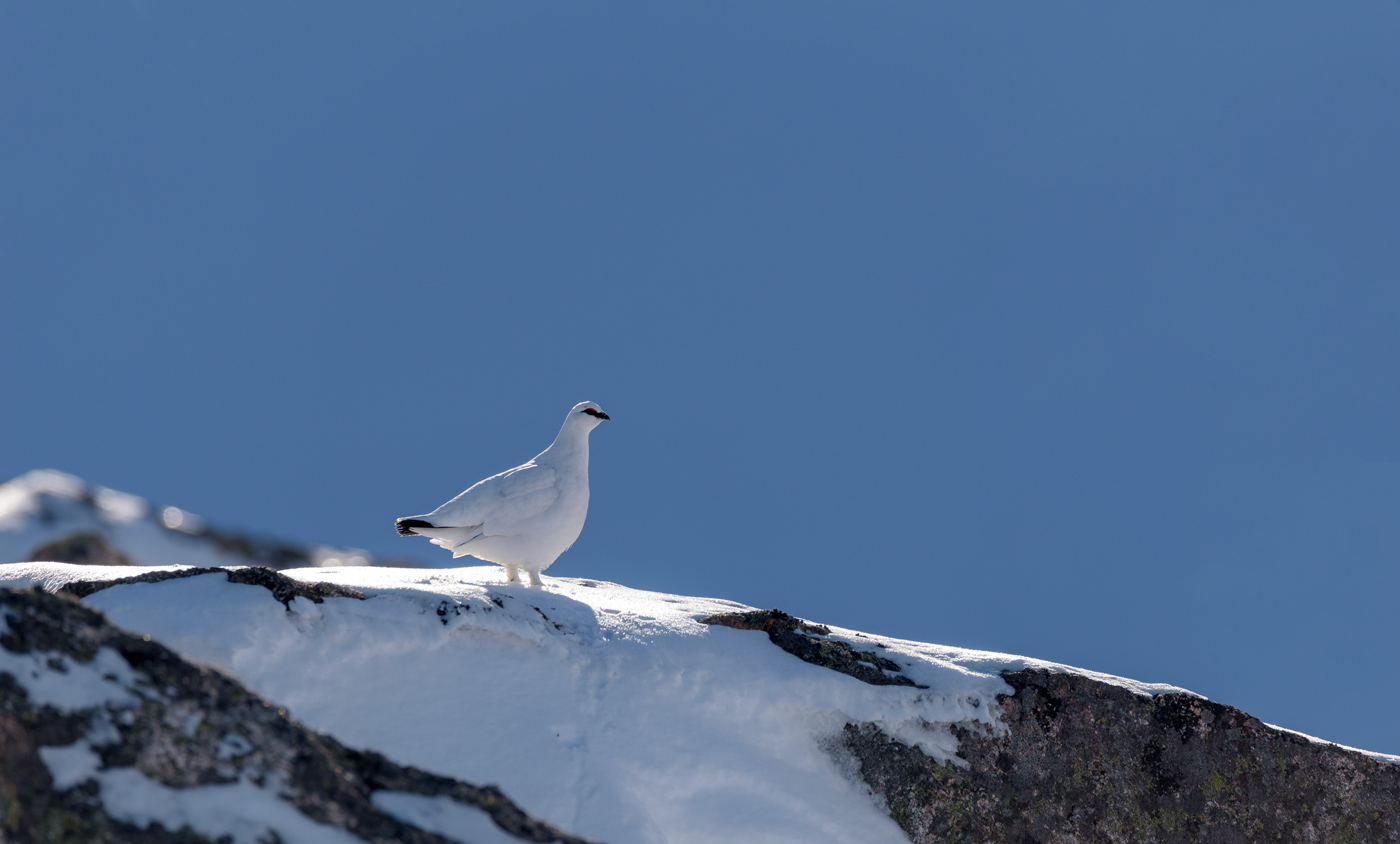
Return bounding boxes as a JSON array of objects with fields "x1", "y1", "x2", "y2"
[
  {"x1": 0, "y1": 469, "x2": 399, "y2": 571},
  {"x1": 0, "y1": 585, "x2": 587, "y2": 844},
  {"x1": 3, "y1": 560, "x2": 1205, "y2": 844}
]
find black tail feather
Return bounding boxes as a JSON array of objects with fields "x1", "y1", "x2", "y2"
[{"x1": 396, "y1": 518, "x2": 434, "y2": 537}]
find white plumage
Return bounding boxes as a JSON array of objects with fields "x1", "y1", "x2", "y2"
[{"x1": 395, "y1": 401, "x2": 609, "y2": 586}]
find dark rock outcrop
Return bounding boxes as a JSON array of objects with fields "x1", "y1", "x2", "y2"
[
  {"x1": 842, "y1": 669, "x2": 1400, "y2": 844},
  {"x1": 700, "y1": 608, "x2": 927, "y2": 688},
  {"x1": 56, "y1": 565, "x2": 368, "y2": 609},
  {"x1": 0, "y1": 587, "x2": 596, "y2": 844},
  {"x1": 28, "y1": 533, "x2": 136, "y2": 567}
]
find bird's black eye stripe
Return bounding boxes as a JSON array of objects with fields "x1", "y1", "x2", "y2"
[{"x1": 581, "y1": 407, "x2": 609, "y2": 419}]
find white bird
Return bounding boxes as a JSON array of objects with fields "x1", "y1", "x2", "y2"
[{"x1": 395, "y1": 401, "x2": 610, "y2": 586}]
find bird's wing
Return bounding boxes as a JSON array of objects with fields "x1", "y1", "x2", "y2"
[{"x1": 428, "y1": 462, "x2": 560, "y2": 533}]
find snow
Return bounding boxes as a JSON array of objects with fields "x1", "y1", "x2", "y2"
[
  {"x1": 0, "y1": 561, "x2": 1216, "y2": 844},
  {"x1": 0, "y1": 619, "x2": 140, "y2": 710},
  {"x1": 0, "y1": 561, "x2": 191, "y2": 593},
  {"x1": 54, "y1": 567, "x2": 917, "y2": 843},
  {"x1": 0, "y1": 469, "x2": 376, "y2": 570},
  {"x1": 1265, "y1": 722, "x2": 1400, "y2": 765},
  {"x1": 95, "y1": 769, "x2": 365, "y2": 844},
  {"x1": 372, "y1": 792, "x2": 523, "y2": 844},
  {"x1": 38, "y1": 740, "x2": 104, "y2": 790}
]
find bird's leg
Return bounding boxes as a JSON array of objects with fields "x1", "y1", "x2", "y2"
[
  {"x1": 527, "y1": 569, "x2": 543, "y2": 587},
  {"x1": 503, "y1": 564, "x2": 519, "y2": 583}
]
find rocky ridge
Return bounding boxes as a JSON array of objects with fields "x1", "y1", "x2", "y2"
[
  {"x1": 841, "y1": 669, "x2": 1400, "y2": 843},
  {"x1": 700, "y1": 608, "x2": 1400, "y2": 842},
  {"x1": 3, "y1": 554, "x2": 1397, "y2": 843}
]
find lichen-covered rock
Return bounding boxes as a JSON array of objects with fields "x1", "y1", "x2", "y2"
[
  {"x1": 0, "y1": 587, "x2": 597, "y2": 844},
  {"x1": 842, "y1": 668, "x2": 1400, "y2": 844}
]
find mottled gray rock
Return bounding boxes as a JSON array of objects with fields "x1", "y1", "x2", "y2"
[
  {"x1": 710, "y1": 606, "x2": 1400, "y2": 842},
  {"x1": 0, "y1": 587, "x2": 597, "y2": 844},
  {"x1": 842, "y1": 669, "x2": 1400, "y2": 844}
]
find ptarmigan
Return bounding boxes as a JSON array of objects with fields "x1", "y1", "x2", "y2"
[{"x1": 395, "y1": 401, "x2": 610, "y2": 585}]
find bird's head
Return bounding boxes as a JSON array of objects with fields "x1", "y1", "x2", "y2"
[{"x1": 572, "y1": 400, "x2": 610, "y2": 427}]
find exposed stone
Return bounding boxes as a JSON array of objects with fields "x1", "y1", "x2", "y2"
[
  {"x1": 0, "y1": 587, "x2": 596, "y2": 844},
  {"x1": 27, "y1": 533, "x2": 136, "y2": 567},
  {"x1": 842, "y1": 668, "x2": 1400, "y2": 844},
  {"x1": 700, "y1": 608, "x2": 926, "y2": 688},
  {"x1": 57, "y1": 566, "x2": 367, "y2": 609},
  {"x1": 187, "y1": 524, "x2": 313, "y2": 569}
]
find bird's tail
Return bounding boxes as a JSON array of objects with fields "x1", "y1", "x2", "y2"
[{"x1": 395, "y1": 518, "x2": 434, "y2": 537}]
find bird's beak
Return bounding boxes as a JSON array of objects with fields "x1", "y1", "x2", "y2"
[{"x1": 597, "y1": 411, "x2": 611, "y2": 420}]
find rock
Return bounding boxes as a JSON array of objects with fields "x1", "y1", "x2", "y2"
[
  {"x1": 27, "y1": 533, "x2": 135, "y2": 567},
  {"x1": 700, "y1": 608, "x2": 926, "y2": 688},
  {"x1": 841, "y1": 668, "x2": 1400, "y2": 844},
  {"x1": 0, "y1": 470, "x2": 408, "y2": 570},
  {"x1": 708, "y1": 606, "x2": 1400, "y2": 843},
  {"x1": 0, "y1": 587, "x2": 597, "y2": 844},
  {"x1": 57, "y1": 565, "x2": 368, "y2": 609}
]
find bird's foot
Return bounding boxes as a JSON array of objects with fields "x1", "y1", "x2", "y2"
[
  {"x1": 503, "y1": 564, "x2": 520, "y2": 583},
  {"x1": 527, "y1": 570, "x2": 543, "y2": 587}
]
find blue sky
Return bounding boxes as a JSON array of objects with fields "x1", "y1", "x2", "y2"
[{"x1": 4, "y1": 3, "x2": 1399, "y2": 755}]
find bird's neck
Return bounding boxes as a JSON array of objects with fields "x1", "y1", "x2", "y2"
[{"x1": 537, "y1": 422, "x2": 591, "y2": 468}]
